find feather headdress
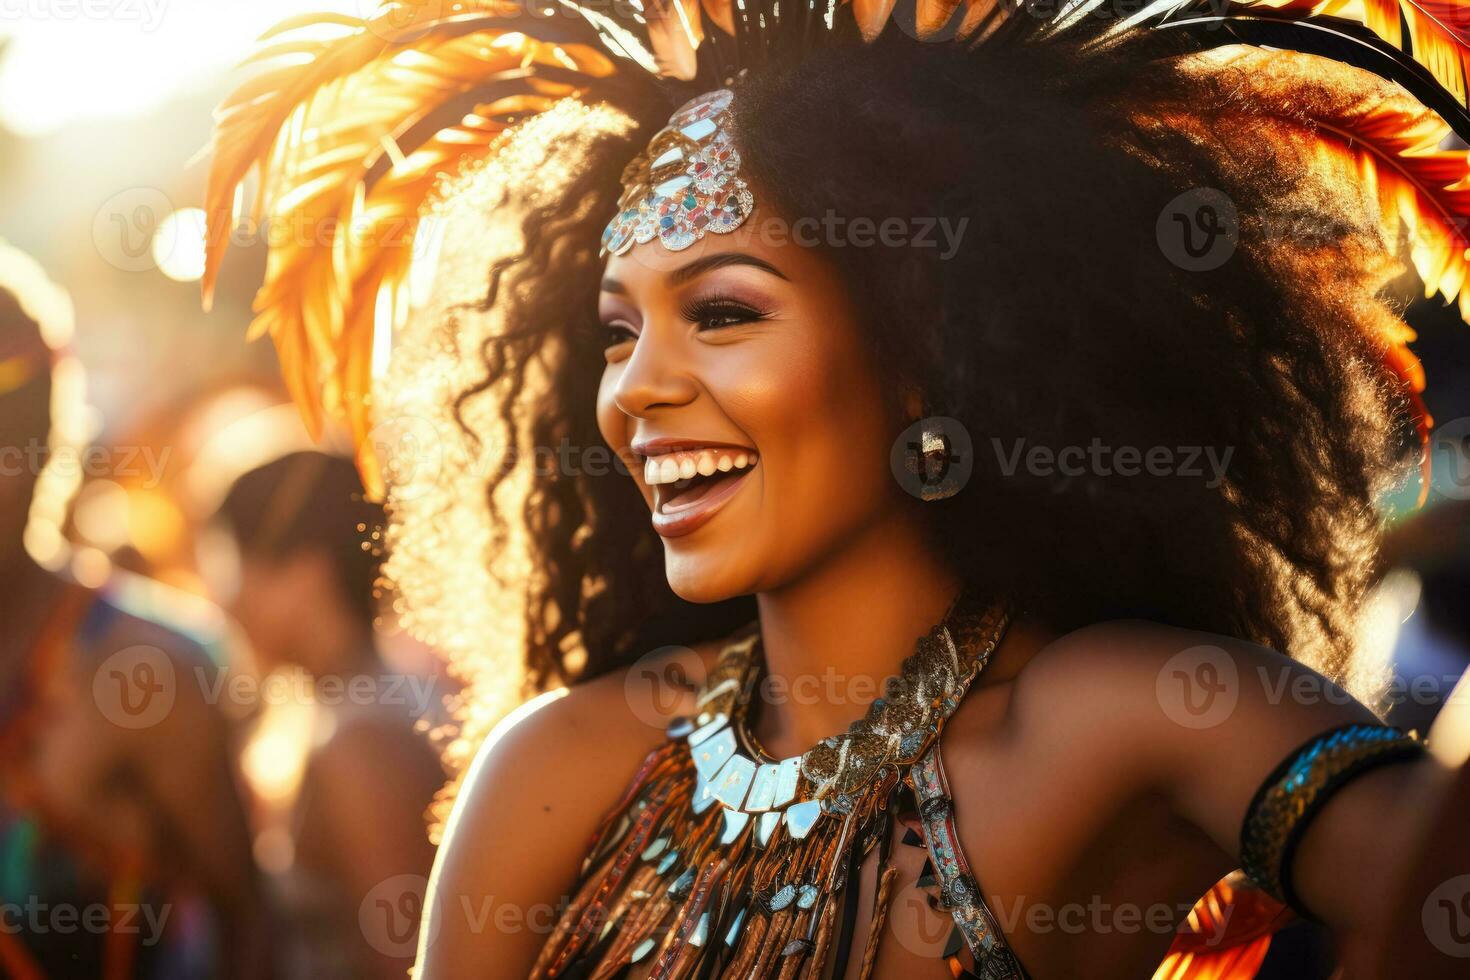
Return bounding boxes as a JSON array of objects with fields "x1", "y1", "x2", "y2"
[{"x1": 203, "y1": 0, "x2": 1470, "y2": 501}]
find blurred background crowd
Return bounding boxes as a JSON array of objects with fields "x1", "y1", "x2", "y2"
[
  {"x1": 1, "y1": 3, "x2": 1469, "y2": 979},
  {"x1": 1, "y1": 5, "x2": 457, "y2": 978}
]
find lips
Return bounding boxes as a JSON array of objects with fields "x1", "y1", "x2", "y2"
[{"x1": 635, "y1": 444, "x2": 759, "y2": 538}]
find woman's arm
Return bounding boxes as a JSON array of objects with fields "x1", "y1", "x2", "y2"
[
  {"x1": 416, "y1": 664, "x2": 683, "y2": 978},
  {"x1": 1027, "y1": 621, "x2": 1453, "y2": 936},
  {"x1": 1346, "y1": 683, "x2": 1470, "y2": 977}
]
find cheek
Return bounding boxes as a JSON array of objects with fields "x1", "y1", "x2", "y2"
[
  {"x1": 722, "y1": 328, "x2": 896, "y2": 550},
  {"x1": 596, "y1": 367, "x2": 626, "y2": 450},
  {"x1": 787, "y1": 365, "x2": 889, "y2": 496},
  {"x1": 598, "y1": 367, "x2": 648, "y2": 503}
]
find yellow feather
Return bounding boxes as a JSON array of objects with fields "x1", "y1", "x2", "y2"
[
  {"x1": 701, "y1": 0, "x2": 737, "y2": 37},
  {"x1": 851, "y1": 0, "x2": 899, "y2": 41},
  {"x1": 204, "y1": 5, "x2": 614, "y2": 495},
  {"x1": 646, "y1": 0, "x2": 703, "y2": 80}
]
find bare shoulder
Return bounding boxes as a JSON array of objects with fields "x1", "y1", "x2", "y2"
[
  {"x1": 1007, "y1": 618, "x2": 1380, "y2": 739},
  {"x1": 455, "y1": 636, "x2": 725, "y2": 805},
  {"x1": 83, "y1": 571, "x2": 229, "y2": 667},
  {"x1": 418, "y1": 639, "x2": 726, "y2": 978},
  {"x1": 949, "y1": 617, "x2": 1394, "y2": 878},
  {"x1": 946, "y1": 617, "x2": 1383, "y2": 819},
  {"x1": 935, "y1": 618, "x2": 1391, "y2": 956}
]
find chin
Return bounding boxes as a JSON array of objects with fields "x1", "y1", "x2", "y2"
[{"x1": 662, "y1": 544, "x2": 759, "y2": 605}]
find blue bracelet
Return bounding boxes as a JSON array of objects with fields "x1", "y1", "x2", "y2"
[{"x1": 1239, "y1": 722, "x2": 1424, "y2": 916}]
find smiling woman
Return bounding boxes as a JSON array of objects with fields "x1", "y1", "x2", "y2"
[{"x1": 206, "y1": 1, "x2": 1470, "y2": 978}]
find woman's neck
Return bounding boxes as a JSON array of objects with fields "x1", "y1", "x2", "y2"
[{"x1": 751, "y1": 510, "x2": 960, "y2": 758}]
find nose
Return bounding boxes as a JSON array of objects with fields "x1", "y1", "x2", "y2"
[{"x1": 612, "y1": 324, "x2": 699, "y2": 419}]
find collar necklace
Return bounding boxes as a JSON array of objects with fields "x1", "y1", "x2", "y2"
[{"x1": 532, "y1": 594, "x2": 1009, "y2": 980}]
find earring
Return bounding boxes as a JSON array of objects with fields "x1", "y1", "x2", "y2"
[
  {"x1": 891, "y1": 413, "x2": 973, "y2": 502},
  {"x1": 914, "y1": 418, "x2": 961, "y2": 501}
]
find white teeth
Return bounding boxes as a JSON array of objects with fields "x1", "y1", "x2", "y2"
[{"x1": 640, "y1": 448, "x2": 760, "y2": 485}]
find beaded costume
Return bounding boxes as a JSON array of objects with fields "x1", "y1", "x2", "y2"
[
  {"x1": 532, "y1": 596, "x2": 1021, "y2": 979},
  {"x1": 205, "y1": 0, "x2": 1469, "y2": 976}
]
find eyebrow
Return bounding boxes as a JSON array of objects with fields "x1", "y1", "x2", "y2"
[
  {"x1": 670, "y1": 252, "x2": 790, "y2": 286},
  {"x1": 600, "y1": 252, "x2": 790, "y2": 296}
]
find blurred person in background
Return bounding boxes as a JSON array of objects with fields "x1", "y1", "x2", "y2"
[
  {"x1": 0, "y1": 249, "x2": 267, "y2": 978},
  {"x1": 208, "y1": 451, "x2": 444, "y2": 980},
  {"x1": 1377, "y1": 500, "x2": 1470, "y2": 736}
]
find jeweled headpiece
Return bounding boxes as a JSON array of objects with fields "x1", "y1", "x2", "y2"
[{"x1": 600, "y1": 88, "x2": 754, "y2": 256}]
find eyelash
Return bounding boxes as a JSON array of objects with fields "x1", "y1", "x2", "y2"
[
  {"x1": 680, "y1": 294, "x2": 772, "y2": 331},
  {"x1": 601, "y1": 294, "x2": 771, "y2": 349},
  {"x1": 603, "y1": 323, "x2": 637, "y2": 347}
]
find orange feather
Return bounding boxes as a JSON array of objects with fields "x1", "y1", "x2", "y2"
[
  {"x1": 203, "y1": 5, "x2": 613, "y2": 488},
  {"x1": 1243, "y1": 0, "x2": 1470, "y2": 107},
  {"x1": 1157, "y1": 45, "x2": 1468, "y2": 501},
  {"x1": 1152, "y1": 874, "x2": 1294, "y2": 980}
]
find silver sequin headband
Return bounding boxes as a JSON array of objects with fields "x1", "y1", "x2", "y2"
[{"x1": 600, "y1": 88, "x2": 756, "y2": 256}]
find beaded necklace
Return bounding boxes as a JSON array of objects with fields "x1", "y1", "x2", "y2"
[{"x1": 532, "y1": 595, "x2": 1009, "y2": 979}]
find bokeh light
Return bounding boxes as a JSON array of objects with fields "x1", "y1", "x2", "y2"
[
  {"x1": 0, "y1": 0, "x2": 359, "y2": 137},
  {"x1": 151, "y1": 207, "x2": 207, "y2": 282}
]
